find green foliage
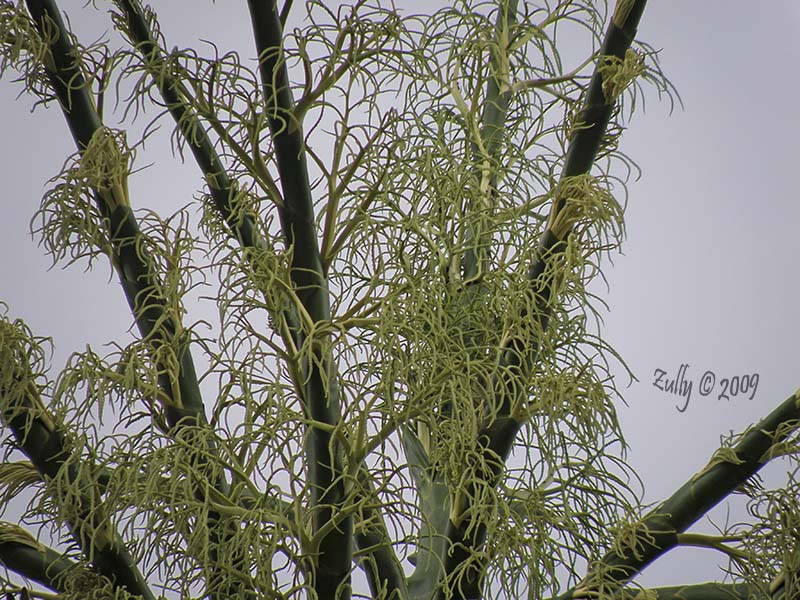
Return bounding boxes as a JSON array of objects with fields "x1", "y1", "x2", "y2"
[{"x1": 1, "y1": 1, "x2": 797, "y2": 600}]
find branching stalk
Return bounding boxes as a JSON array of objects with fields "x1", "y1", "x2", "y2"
[
  {"x1": 0, "y1": 526, "x2": 84, "y2": 594},
  {"x1": 461, "y1": 0, "x2": 518, "y2": 282},
  {"x1": 246, "y1": 1, "x2": 354, "y2": 597},
  {"x1": 557, "y1": 388, "x2": 800, "y2": 600},
  {"x1": 438, "y1": 2, "x2": 649, "y2": 597},
  {"x1": 22, "y1": 2, "x2": 246, "y2": 597},
  {"x1": 675, "y1": 533, "x2": 748, "y2": 560},
  {"x1": 114, "y1": 0, "x2": 278, "y2": 250},
  {"x1": 0, "y1": 318, "x2": 154, "y2": 600}
]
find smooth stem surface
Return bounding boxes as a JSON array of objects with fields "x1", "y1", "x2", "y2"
[
  {"x1": 438, "y1": 2, "x2": 649, "y2": 598},
  {"x1": 24, "y1": 2, "x2": 245, "y2": 597},
  {"x1": 247, "y1": 1, "x2": 352, "y2": 597},
  {"x1": 555, "y1": 388, "x2": 800, "y2": 600},
  {"x1": 0, "y1": 539, "x2": 83, "y2": 594}
]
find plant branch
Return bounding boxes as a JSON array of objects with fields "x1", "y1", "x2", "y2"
[
  {"x1": 461, "y1": 0, "x2": 518, "y2": 282},
  {"x1": 26, "y1": 0, "x2": 207, "y2": 444},
  {"x1": 279, "y1": 0, "x2": 293, "y2": 28},
  {"x1": 509, "y1": 55, "x2": 593, "y2": 95},
  {"x1": 123, "y1": 3, "x2": 404, "y2": 593},
  {"x1": 675, "y1": 533, "x2": 748, "y2": 560},
  {"x1": 0, "y1": 319, "x2": 154, "y2": 600},
  {"x1": 353, "y1": 467, "x2": 408, "y2": 600},
  {"x1": 404, "y1": 426, "x2": 449, "y2": 600},
  {"x1": 438, "y1": 1, "x2": 649, "y2": 597},
  {"x1": 0, "y1": 524, "x2": 85, "y2": 594},
  {"x1": 415, "y1": 3, "x2": 521, "y2": 595},
  {"x1": 114, "y1": 0, "x2": 279, "y2": 250},
  {"x1": 558, "y1": 388, "x2": 800, "y2": 600},
  {"x1": 246, "y1": 1, "x2": 354, "y2": 597},
  {"x1": 22, "y1": 2, "x2": 253, "y2": 598}
]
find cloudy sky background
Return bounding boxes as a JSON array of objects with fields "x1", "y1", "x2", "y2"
[{"x1": 1, "y1": 0, "x2": 799, "y2": 591}]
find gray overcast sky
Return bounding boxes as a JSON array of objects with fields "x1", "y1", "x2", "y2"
[{"x1": 1, "y1": 0, "x2": 799, "y2": 591}]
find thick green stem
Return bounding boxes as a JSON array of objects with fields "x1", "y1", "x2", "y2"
[
  {"x1": 246, "y1": 2, "x2": 352, "y2": 598},
  {"x1": 23, "y1": 2, "x2": 245, "y2": 597},
  {"x1": 0, "y1": 535, "x2": 83, "y2": 594},
  {"x1": 404, "y1": 426, "x2": 449, "y2": 600},
  {"x1": 555, "y1": 388, "x2": 800, "y2": 600},
  {"x1": 25, "y1": 0, "x2": 205, "y2": 430},
  {"x1": 461, "y1": 0, "x2": 518, "y2": 281},
  {"x1": 438, "y1": 2, "x2": 648, "y2": 598},
  {"x1": 0, "y1": 319, "x2": 154, "y2": 600}
]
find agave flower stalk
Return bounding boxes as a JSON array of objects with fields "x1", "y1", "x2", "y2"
[
  {"x1": 0, "y1": 318, "x2": 155, "y2": 599},
  {"x1": 247, "y1": 2, "x2": 351, "y2": 598},
  {"x1": 437, "y1": 1, "x2": 649, "y2": 597},
  {"x1": 23, "y1": 1, "x2": 246, "y2": 597},
  {"x1": 555, "y1": 387, "x2": 800, "y2": 600},
  {"x1": 115, "y1": 1, "x2": 405, "y2": 596},
  {"x1": 0, "y1": 521, "x2": 94, "y2": 594}
]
